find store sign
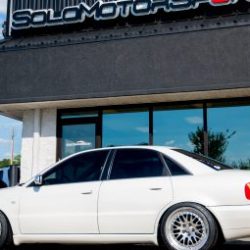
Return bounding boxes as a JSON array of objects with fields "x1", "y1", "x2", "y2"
[{"x1": 11, "y1": 0, "x2": 241, "y2": 30}]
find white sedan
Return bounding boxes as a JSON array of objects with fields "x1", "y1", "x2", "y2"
[{"x1": 0, "y1": 146, "x2": 250, "y2": 250}]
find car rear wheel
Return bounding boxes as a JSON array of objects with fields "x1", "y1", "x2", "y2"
[
  {"x1": 0, "y1": 212, "x2": 13, "y2": 249},
  {"x1": 160, "y1": 203, "x2": 219, "y2": 250}
]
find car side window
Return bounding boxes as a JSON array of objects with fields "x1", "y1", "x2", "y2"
[
  {"x1": 42, "y1": 150, "x2": 109, "y2": 186},
  {"x1": 110, "y1": 149, "x2": 168, "y2": 180},
  {"x1": 163, "y1": 155, "x2": 190, "y2": 176}
]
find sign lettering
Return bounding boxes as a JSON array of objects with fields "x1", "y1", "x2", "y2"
[{"x1": 11, "y1": 0, "x2": 243, "y2": 30}]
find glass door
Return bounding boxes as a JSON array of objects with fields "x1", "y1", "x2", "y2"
[
  {"x1": 61, "y1": 123, "x2": 97, "y2": 158},
  {"x1": 58, "y1": 110, "x2": 101, "y2": 159}
]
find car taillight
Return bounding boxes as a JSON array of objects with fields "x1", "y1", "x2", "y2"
[
  {"x1": 211, "y1": 0, "x2": 230, "y2": 4},
  {"x1": 245, "y1": 183, "x2": 250, "y2": 200}
]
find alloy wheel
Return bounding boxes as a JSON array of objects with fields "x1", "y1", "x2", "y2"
[{"x1": 165, "y1": 207, "x2": 209, "y2": 250}]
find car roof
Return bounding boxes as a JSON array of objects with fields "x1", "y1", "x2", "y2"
[{"x1": 79, "y1": 145, "x2": 177, "y2": 152}]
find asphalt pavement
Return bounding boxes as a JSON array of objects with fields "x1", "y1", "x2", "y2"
[{"x1": 13, "y1": 242, "x2": 250, "y2": 250}]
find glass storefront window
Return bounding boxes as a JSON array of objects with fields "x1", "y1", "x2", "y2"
[
  {"x1": 103, "y1": 109, "x2": 149, "y2": 147},
  {"x1": 58, "y1": 102, "x2": 250, "y2": 170},
  {"x1": 154, "y1": 107, "x2": 203, "y2": 152},
  {"x1": 208, "y1": 105, "x2": 250, "y2": 168},
  {"x1": 61, "y1": 124, "x2": 96, "y2": 158}
]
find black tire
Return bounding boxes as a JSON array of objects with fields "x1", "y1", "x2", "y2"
[
  {"x1": 0, "y1": 212, "x2": 13, "y2": 250},
  {"x1": 160, "y1": 203, "x2": 219, "y2": 250}
]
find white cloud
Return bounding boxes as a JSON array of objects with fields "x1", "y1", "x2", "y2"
[
  {"x1": 0, "y1": 0, "x2": 7, "y2": 14},
  {"x1": 165, "y1": 140, "x2": 175, "y2": 146},
  {"x1": 66, "y1": 140, "x2": 92, "y2": 147},
  {"x1": 0, "y1": 0, "x2": 7, "y2": 39},
  {"x1": 135, "y1": 126, "x2": 149, "y2": 133},
  {"x1": 4, "y1": 152, "x2": 10, "y2": 158},
  {"x1": 0, "y1": 138, "x2": 10, "y2": 144},
  {"x1": 185, "y1": 116, "x2": 203, "y2": 125},
  {"x1": 1, "y1": 124, "x2": 22, "y2": 128}
]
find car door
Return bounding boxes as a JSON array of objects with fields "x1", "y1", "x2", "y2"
[
  {"x1": 98, "y1": 148, "x2": 173, "y2": 234},
  {"x1": 19, "y1": 150, "x2": 110, "y2": 234}
]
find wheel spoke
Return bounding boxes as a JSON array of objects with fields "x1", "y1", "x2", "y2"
[{"x1": 166, "y1": 207, "x2": 209, "y2": 250}]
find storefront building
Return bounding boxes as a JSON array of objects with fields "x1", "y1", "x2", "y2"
[{"x1": 0, "y1": 0, "x2": 250, "y2": 183}]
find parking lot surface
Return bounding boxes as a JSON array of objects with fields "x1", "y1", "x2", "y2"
[{"x1": 13, "y1": 242, "x2": 250, "y2": 250}]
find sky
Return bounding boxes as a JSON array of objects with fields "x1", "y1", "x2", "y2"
[
  {"x1": 0, "y1": 0, "x2": 22, "y2": 161},
  {"x1": 0, "y1": 0, "x2": 7, "y2": 38}
]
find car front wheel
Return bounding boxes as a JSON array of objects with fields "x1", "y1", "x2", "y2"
[
  {"x1": 0, "y1": 212, "x2": 12, "y2": 249},
  {"x1": 160, "y1": 203, "x2": 219, "y2": 250}
]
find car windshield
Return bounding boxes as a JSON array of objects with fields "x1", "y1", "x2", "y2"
[{"x1": 173, "y1": 149, "x2": 232, "y2": 171}]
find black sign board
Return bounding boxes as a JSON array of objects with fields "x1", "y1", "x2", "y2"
[{"x1": 6, "y1": 0, "x2": 247, "y2": 36}]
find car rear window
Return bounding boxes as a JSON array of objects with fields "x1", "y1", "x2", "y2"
[{"x1": 173, "y1": 149, "x2": 232, "y2": 171}]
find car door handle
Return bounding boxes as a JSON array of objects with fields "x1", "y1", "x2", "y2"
[
  {"x1": 81, "y1": 191, "x2": 93, "y2": 195},
  {"x1": 149, "y1": 188, "x2": 162, "y2": 191}
]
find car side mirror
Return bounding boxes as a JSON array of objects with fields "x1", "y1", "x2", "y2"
[{"x1": 34, "y1": 175, "x2": 43, "y2": 186}]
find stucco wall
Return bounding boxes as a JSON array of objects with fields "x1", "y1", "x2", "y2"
[{"x1": 20, "y1": 109, "x2": 57, "y2": 183}]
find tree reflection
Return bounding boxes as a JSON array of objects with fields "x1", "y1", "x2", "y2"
[
  {"x1": 232, "y1": 160, "x2": 250, "y2": 170},
  {"x1": 188, "y1": 126, "x2": 236, "y2": 162}
]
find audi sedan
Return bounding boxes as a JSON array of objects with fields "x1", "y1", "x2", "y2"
[{"x1": 0, "y1": 146, "x2": 250, "y2": 250}]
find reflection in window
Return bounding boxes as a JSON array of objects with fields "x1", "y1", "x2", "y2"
[
  {"x1": 62, "y1": 124, "x2": 96, "y2": 158},
  {"x1": 110, "y1": 149, "x2": 167, "y2": 180},
  {"x1": 154, "y1": 107, "x2": 203, "y2": 152},
  {"x1": 103, "y1": 110, "x2": 149, "y2": 147},
  {"x1": 208, "y1": 106, "x2": 250, "y2": 168},
  {"x1": 43, "y1": 151, "x2": 109, "y2": 185}
]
